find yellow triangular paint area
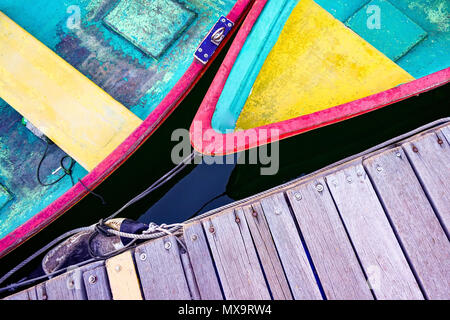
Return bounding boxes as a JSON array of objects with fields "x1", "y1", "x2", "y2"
[
  {"x1": 235, "y1": 0, "x2": 415, "y2": 130},
  {"x1": 0, "y1": 12, "x2": 142, "y2": 171}
]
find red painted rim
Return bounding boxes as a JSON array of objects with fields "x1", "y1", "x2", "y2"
[{"x1": 0, "y1": 0, "x2": 254, "y2": 258}]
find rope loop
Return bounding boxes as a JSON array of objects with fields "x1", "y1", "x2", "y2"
[
  {"x1": 37, "y1": 141, "x2": 75, "y2": 187},
  {"x1": 94, "y1": 219, "x2": 113, "y2": 237}
]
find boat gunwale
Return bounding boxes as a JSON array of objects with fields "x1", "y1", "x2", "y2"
[
  {"x1": 0, "y1": 0, "x2": 254, "y2": 258},
  {"x1": 189, "y1": 0, "x2": 450, "y2": 156}
]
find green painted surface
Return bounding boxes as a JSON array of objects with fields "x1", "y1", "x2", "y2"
[
  {"x1": 346, "y1": 0, "x2": 428, "y2": 61},
  {"x1": 104, "y1": 0, "x2": 197, "y2": 58}
]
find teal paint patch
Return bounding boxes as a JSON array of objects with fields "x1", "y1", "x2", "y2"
[
  {"x1": 104, "y1": 0, "x2": 197, "y2": 58},
  {"x1": 317, "y1": 0, "x2": 449, "y2": 78},
  {"x1": 397, "y1": 32, "x2": 450, "y2": 79},
  {"x1": 393, "y1": 0, "x2": 449, "y2": 32},
  {"x1": 0, "y1": 183, "x2": 12, "y2": 210},
  {"x1": 346, "y1": 0, "x2": 428, "y2": 61},
  {"x1": 389, "y1": 0, "x2": 450, "y2": 78},
  {"x1": 212, "y1": 0, "x2": 299, "y2": 133},
  {"x1": 314, "y1": 0, "x2": 368, "y2": 21},
  {"x1": 0, "y1": 0, "x2": 69, "y2": 49}
]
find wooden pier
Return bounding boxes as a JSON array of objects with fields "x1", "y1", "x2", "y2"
[{"x1": 4, "y1": 120, "x2": 450, "y2": 300}]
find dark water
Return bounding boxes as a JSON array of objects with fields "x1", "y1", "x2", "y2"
[{"x1": 0, "y1": 38, "x2": 449, "y2": 288}]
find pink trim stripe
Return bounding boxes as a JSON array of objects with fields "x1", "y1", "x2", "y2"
[
  {"x1": 0, "y1": 0, "x2": 254, "y2": 258},
  {"x1": 189, "y1": 0, "x2": 450, "y2": 155}
]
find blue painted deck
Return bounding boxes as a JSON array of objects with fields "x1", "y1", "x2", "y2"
[{"x1": 0, "y1": 0, "x2": 235, "y2": 240}]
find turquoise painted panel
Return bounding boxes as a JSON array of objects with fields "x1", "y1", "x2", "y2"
[
  {"x1": 104, "y1": 0, "x2": 197, "y2": 58},
  {"x1": 0, "y1": 183, "x2": 12, "y2": 210},
  {"x1": 346, "y1": 0, "x2": 428, "y2": 61},
  {"x1": 398, "y1": 33, "x2": 450, "y2": 79},
  {"x1": 391, "y1": 0, "x2": 450, "y2": 32},
  {"x1": 212, "y1": 0, "x2": 299, "y2": 133},
  {"x1": 314, "y1": 0, "x2": 368, "y2": 21},
  {"x1": 393, "y1": 0, "x2": 450, "y2": 78},
  {"x1": 317, "y1": 0, "x2": 449, "y2": 78}
]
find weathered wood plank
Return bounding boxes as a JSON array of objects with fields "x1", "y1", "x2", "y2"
[
  {"x1": 259, "y1": 193, "x2": 322, "y2": 300},
  {"x1": 184, "y1": 222, "x2": 223, "y2": 300},
  {"x1": 82, "y1": 262, "x2": 112, "y2": 300},
  {"x1": 5, "y1": 263, "x2": 111, "y2": 301},
  {"x1": 180, "y1": 250, "x2": 201, "y2": 300},
  {"x1": 134, "y1": 236, "x2": 191, "y2": 300},
  {"x1": 364, "y1": 147, "x2": 450, "y2": 300},
  {"x1": 242, "y1": 203, "x2": 292, "y2": 300},
  {"x1": 106, "y1": 251, "x2": 142, "y2": 300},
  {"x1": 402, "y1": 131, "x2": 450, "y2": 234},
  {"x1": 35, "y1": 282, "x2": 47, "y2": 300},
  {"x1": 286, "y1": 177, "x2": 373, "y2": 300},
  {"x1": 203, "y1": 209, "x2": 271, "y2": 300},
  {"x1": 43, "y1": 262, "x2": 112, "y2": 300},
  {"x1": 4, "y1": 290, "x2": 29, "y2": 300},
  {"x1": 3, "y1": 286, "x2": 37, "y2": 300},
  {"x1": 44, "y1": 267, "x2": 86, "y2": 300},
  {"x1": 441, "y1": 124, "x2": 450, "y2": 145},
  {"x1": 326, "y1": 162, "x2": 423, "y2": 299}
]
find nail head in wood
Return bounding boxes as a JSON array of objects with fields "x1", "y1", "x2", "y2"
[
  {"x1": 67, "y1": 279, "x2": 75, "y2": 289},
  {"x1": 88, "y1": 275, "x2": 97, "y2": 284}
]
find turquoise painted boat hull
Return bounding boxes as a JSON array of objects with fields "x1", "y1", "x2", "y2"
[{"x1": 0, "y1": 0, "x2": 249, "y2": 257}]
